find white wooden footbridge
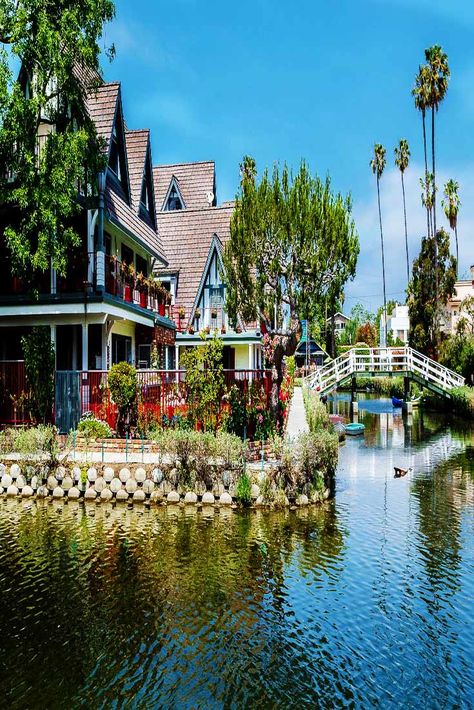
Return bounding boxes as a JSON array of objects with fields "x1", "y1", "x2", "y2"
[{"x1": 303, "y1": 347, "x2": 464, "y2": 398}]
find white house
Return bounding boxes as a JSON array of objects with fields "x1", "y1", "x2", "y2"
[{"x1": 380, "y1": 304, "x2": 410, "y2": 345}]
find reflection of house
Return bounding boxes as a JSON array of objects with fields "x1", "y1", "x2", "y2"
[
  {"x1": 443, "y1": 266, "x2": 474, "y2": 334},
  {"x1": 154, "y1": 162, "x2": 263, "y2": 370},
  {"x1": 380, "y1": 304, "x2": 409, "y2": 345},
  {"x1": 326, "y1": 312, "x2": 349, "y2": 335},
  {"x1": 295, "y1": 337, "x2": 328, "y2": 368},
  {"x1": 0, "y1": 74, "x2": 175, "y2": 371}
]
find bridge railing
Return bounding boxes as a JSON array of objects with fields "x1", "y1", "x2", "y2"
[{"x1": 303, "y1": 346, "x2": 464, "y2": 393}]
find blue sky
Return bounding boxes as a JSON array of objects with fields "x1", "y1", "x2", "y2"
[{"x1": 103, "y1": 0, "x2": 474, "y2": 311}]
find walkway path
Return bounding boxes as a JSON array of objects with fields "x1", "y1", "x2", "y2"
[{"x1": 285, "y1": 387, "x2": 309, "y2": 441}]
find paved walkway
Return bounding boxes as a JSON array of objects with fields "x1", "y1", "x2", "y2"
[{"x1": 285, "y1": 387, "x2": 309, "y2": 441}]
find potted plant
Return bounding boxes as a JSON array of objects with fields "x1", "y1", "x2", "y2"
[
  {"x1": 188, "y1": 325, "x2": 195, "y2": 334},
  {"x1": 194, "y1": 307, "x2": 201, "y2": 320},
  {"x1": 205, "y1": 325, "x2": 210, "y2": 335},
  {"x1": 221, "y1": 325, "x2": 226, "y2": 334},
  {"x1": 178, "y1": 306, "x2": 186, "y2": 320},
  {"x1": 236, "y1": 325, "x2": 242, "y2": 334},
  {"x1": 136, "y1": 272, "x2": 148, "y2": 308},
  {"x1": 211, "y1": 307, "x2": 218, "y2": 319}
]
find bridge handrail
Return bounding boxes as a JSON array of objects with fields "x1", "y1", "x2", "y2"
[{"x1": 302, "y1": 346, "x2": 464, "y2": 393}]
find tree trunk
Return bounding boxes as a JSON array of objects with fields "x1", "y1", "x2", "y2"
[
  {"x1": 432, "y1": 107, "x2": 439, "y2": 358},
  {"x1": 401, "y1": 171, "x2": 409, "y2": 285},
  {"x1": 422, "y1": 110, "x2": 431, "y2": 238},
  {"x1": 455, "y1": 225, "x2": 459, "y2": 278},
  {"x1": 267, "y1": 323, "x2": 301, "y2": 429},
  {"x1": 331, "y1": 312, "x2": 336, "y2": 359},
  {"x1": 377, "y1": 177, "x2": 387, "y2": 345}
]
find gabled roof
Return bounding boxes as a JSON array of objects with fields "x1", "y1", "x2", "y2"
[
  {"x1": 326, "y1": 311, "x2": 349, "y2": 322},
  {"x1": 153, "y1": 161, "x2": 216, "y2": 211},
  {"x1": 86, "y1": 82, "x2": 120, "y2": 150},
  {"x1": 125, "y1": 129, "x2": 152, "y2": 211},
  {"x1": 156, "y1": 204, "x2": 233, "y2": 317}
]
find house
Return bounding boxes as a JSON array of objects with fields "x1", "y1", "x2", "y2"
[
  {"x1": 295, "y1": 337, "x2": 328, "y2": 369},
  {"x1": 326, "y1": 312, "x2": 350, "y2": 336},
  {"x1": 153, "y1": 161, "x2": 264, "y2": 371},
  {"x1": 0, "y1": 74, "x2": 176, "y2": 373},
  {"x1": 380, "y1": 304, "x2": 409, "y2": 345},
  {"x1": 443, "y1": 266, "x2": 474, "y2": 334}
]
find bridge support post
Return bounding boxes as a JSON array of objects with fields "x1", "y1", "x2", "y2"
[
  {"x1": 351, "y1": 376, "x2": 358, "y2": 418},
  {"x1": 404, "y1": 376, "x2": 410, "y2": 402}
]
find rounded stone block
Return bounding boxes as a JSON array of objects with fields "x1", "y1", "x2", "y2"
[
  {"x1": 6, "y1": 485, "x2": 18, "y2": 497},
  {"x1": 30, "y1": 475, "x2": 39, "y2": 490},
  {"x1": 47, "y1": 475, "x2": 58, "y2": 491},
  {"x1": 133, "y1": 489, "x2": 146, "y2": 502},
  {"x1": 110, "y1": 478, "x2": 122, "y2": 493},
  {"x1": 116, "y1": 489, "x2": 129, "y2": 502},
  {"x1": 152, "y1": 468, "x2": 163, "y2": 484},
  {"x1": 1, "y1": 474, "x2": 12, "y2": 488},
  {"x1": 52, "y1": 486, "x2": 65, "y2": 499},
  {"x1": 142, "y1": 479, "x2": 154, "y2": 495},
  {"x1": 56, "y1": 466, "x2": 66, "y2": 481},
  {"x1": 251, "y1": 484, "x2": 260, "y2": 499},
  {"x1": 184, "y1": 491, "x2": 198, "y2": 504},
  {"x1": 150, "y1": 490, "x2": 163, "y2": 503},
  {"x1": 68, "y1": 487, "x2": 80, "y2": 499},
  {"x1": 21, "y1": 485, "x2": 34, "y2": 498},
  {"x1": 194, "y1": 480, "x2": 206, "y2": 496},
  {"x1": 100, "y1": 488, "x2": 113, "y2": 501},
  {"x1": 94, "y1": 477, "x2": 106, "y2": 493},
  {"x1": 167, "y1": 490, "x2": 180, "y2": 504},
  {"x1": 62, "y1": 476, "x2": 73, "y2": 491},
  {"x1": 255, "y1": 495, "x2": 264, "y2": 506},
  {"x1": 202, "y1": 491, "x2": 215, "y2": 505},
  {"x1": 84, "y1": 488, "x2": 97, "y2": 501},
  {"x1": 103, "y1": 466, "x2": 115, "y2": 482},
  {"x1": 296, "y1": 494, "x2": 309, "y2": 506},
  {"x1": 119, "y1": 468, "x2": 131, "y2": 483},
  {"x1": 135, "y1": 467, "x2": 146, "y2": 483},
  {"x1": 16, "y1": 474, "x2": 26, "y2": 489},
  {"x1": 10, "y1": 463, "x2": 21, "y2": 478},
  {"x1": 72, "y1": 467, "x2": 81, "y2": 482},
  {"x1": 125, "y1": 478, "x2": 137, "y2": 494},
  {"x1": 37, "y1": 485, "x2": 48, "y2": 498},
  {"x1": 87, "y1": 467, "x2": 97, "y2": 482},
  {"x1": 219, "y1": 491, "x2": 233, "y2": 505},
  {"x1": 213, "y1": 483, "x2": 225, "y2": 496}
]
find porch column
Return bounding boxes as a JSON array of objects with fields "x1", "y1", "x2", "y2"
[
  {"x1": 248, "y1": 343, "x2": 254, "y2": 382},
  {"x1": 82, "y1": 324, "x2": 88, "y2": 371},
  {"x1": 175, "y1": 344, "x2": 180, "y2": 377},
  {"x1": 101, "y1": 322, "x2": 108, "y2": 371},
  {"x1": 50, "y1": 325, "x2": 57, "y2": 368}
]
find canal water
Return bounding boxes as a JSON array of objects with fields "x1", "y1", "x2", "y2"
[{"x1": 0, "y1": 397, "x2": 473, "y2": 709}]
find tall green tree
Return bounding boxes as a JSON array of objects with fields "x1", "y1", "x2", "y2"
[
  {"x1": 394, "y1": 139, "x2": 411, "y2": 284},
  {"x1": 370, "y1": 143, "x2": 388, "y2": 345},
  {"x1": 407, "y1": 228, "x2": 456, "y2": 357},
  {"x1": 0, "y1": 0, "x2": 115, "y2": 277},
  {"x1": 223, "y1": 156, "x2": 359, "y2": 421},
  {"x1": 442, "y1": 179, "x2": 460, "y2": 275}
]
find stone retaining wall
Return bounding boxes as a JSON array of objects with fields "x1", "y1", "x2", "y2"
[{"x1": 0, "y1": 462, "x2": 330, "y2": 508}]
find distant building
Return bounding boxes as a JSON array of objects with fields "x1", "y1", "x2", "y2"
[
  {"x1": 380, "y1": 304, "x2": 409, "y2": 345},
  {"x1": 295, "y1": 337, "x2": 328, "y2": 369},
  {"x1": 443, "y1": 266, "x2": 474, "y2": 335},
  {"x1": 326, "y1": 312, "x2": 350, "y2": 336}
]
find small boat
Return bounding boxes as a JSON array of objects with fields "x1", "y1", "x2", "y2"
[
  {"x1": 392, "y1": 397, "x2": 404, "y2": 408},
  {"x1": 394, "y1": 466, "x2": 412, "y2": 478},
  {"x1": 344, "y1": 423, "x2": 365, "y2": 436}
]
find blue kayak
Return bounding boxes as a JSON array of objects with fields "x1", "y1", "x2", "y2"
[
  {"x1": 345, "y1": 423, "x2": 365, "y2": 436},
  {"x1": 392, "y1": 397, "x2": 404, "y2": 408}
]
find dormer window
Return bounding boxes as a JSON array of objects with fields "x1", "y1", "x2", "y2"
[
  {"x1": 166, "y1": 185, "x2": 183, "y2": 211},
  {"x1": 109, "y1": 125, "x2": 121, "y2": 180},
  {"x1": 141, "y1": 179, "x2": 149, "y2": 210},
  {"x1": 139, "y1": 149, "x2": 155, "y2": 227}
]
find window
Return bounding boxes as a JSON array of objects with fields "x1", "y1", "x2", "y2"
[
  {"x1": 112, "y1": 334, "x2": 132, "y2": 365},
  {"x1": 121, "y1": 244, "x2": 134, "y2": 266},
  {"x1": 136, "y1": 255, "x2": 148, "y2": 277},
  {"x1": 166, "y1": 184, "x2": 183, "y2": 211},
  {"x1": 109, "y1": 126, "x2": 121, "y2": 179},
  {"x1": 209, "y1": 286, "x2": 223, "y2": 308}
]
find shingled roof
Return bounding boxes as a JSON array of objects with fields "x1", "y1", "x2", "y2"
[
  {"x1": 153, "y1": 161, "x2": 216, "y2": 211},
  {"x1": 156, "y1": 204, "x2": 233, "y2": 317},
  {"x1": 86, "y1": 82, "x2": 120, "y2": 151},
  {"x1": 125, "y1": 129, "x2": 151, "y2": 211}
]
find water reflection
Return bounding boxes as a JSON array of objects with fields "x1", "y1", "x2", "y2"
[{"x1": 0, "y1": 397, "x2": 473, "y2": 708}]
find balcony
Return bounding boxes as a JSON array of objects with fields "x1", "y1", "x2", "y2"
[{"x1": 170, "y1": 306, "x2": 235, "y2": 335}]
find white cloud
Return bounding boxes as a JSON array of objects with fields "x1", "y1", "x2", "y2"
[{"x1": 345, "y1": 162, "x2": 474, "y2": 310}]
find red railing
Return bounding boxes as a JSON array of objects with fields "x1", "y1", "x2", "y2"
[
  {"x1": 70, "y1": 368, "x2": 271, "y2": 431},
  {"x1": 0, "y1": 361, "x2": 31, "y2": 425},
  {"x1": 105, "y1": 256, "x2": 172, "y2": 319}
]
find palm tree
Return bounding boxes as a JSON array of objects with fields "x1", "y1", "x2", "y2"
[
  {"x1": 370, "y1": 143, "x2": 388, "y2": 345},
  {"x1": 413, "y1": 65, "x2": 431, "y2": 237},
  {"x1": 442, "y1": 179, "x2": 461, "y2": 276},
  {"x1": 395, "y1": 139, "x2": 411, "y2": 284},
  {"x1": 424, "y1": 45, "x2": 450, "y2": 238}
]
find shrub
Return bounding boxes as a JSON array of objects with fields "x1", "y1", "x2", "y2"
[
  {"x1": 423, "y1": 385, "x2": 474, "y2": 418},
  {"x1": 224, "y1": 385, "x2": 247, "y2": 438},
  {"x1": 21, "y1": 327, "x2": 55, "y2": 423},
  {"x1": 303, "y1": 389, "x2": 332, "y2": 432},
  {"x1": 180, "y1": 335, "x2": 224, "y2": 432},
  {"x1": 77, "y1": 413, "x2": 112, "y2": 439},
  {"x1": 235, "y1": 471, "x2": 252, "y2": 505},
  {"x1": 296, "y1": 429, "x2": 338, "y2": 487},
  {"x1": 0, "y1": 425, "x2": 59, "y2": 461},
  {"x1": 108, "y1": 362, "x2": 138, "y2": 437}
]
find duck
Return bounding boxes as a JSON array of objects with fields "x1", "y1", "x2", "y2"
[{"x1": 394, "y1": 466, "x2": 412, "y2": 478}]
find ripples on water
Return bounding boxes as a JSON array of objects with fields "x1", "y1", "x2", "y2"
[{"x1": 0, "y1": 400, "x2": 473, "y2": 709}]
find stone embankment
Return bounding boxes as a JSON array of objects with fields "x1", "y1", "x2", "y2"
[{"x1": 0, "y1": 462, "x2": 330, "y2": 508}]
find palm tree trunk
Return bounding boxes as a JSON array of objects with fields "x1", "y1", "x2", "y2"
[
  {"x1": 401, "y1": 171, "x2": 409, "y2": 285},
  {"x1": 377, "y1": 177, "x2": 387, "y2": 345},
  {"x1": 432, "y1": 106, "x2": 439, "y2": 357},
  {"x1": 455, "y1": 225, "x2": 459, "y2": 278},
  {"x1": 431, "y1": 107, "x2": 437, "y2": 237},
  {"x1": 422, "y1": 110, "x2": 430, "y2": 237}
]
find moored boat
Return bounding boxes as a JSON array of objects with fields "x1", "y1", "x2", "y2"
[
  {"x1": 392, "y1": 397, "x2": 404, "y2": 408},
  {"x1": 345, "y1": 422, "x2": 365, "y2": 436}
]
